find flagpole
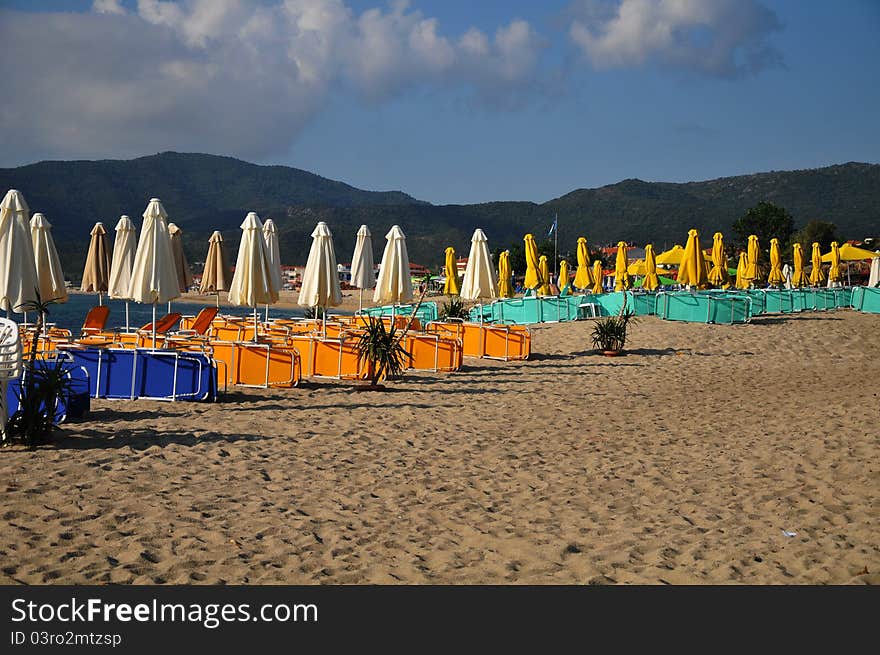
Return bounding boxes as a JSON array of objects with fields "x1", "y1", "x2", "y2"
[{"x1": 554, "y1": 212, "x2": 558, "y2": 278}]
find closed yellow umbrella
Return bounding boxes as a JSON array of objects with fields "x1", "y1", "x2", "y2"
[
  {"x1": 767, "y1": 238, "x2": 784, "y2": 286},
  {"x1": 791, "y1": 243, "x2": 807, "y2": 288},
  {"x1": 808, "y1": 242, "x2": 825, "y2": 286},
  {"x1": 735, "y1": 251, "x2": 750, "y2": 289},
  {"x1": 708, "y1": 232, "x2": 729, "y2": 288},
  {"x1": 678, "y1": 229, "x2": 708, "y2": 288},
  {"x1": 538, "y1": 255, "x2": 551, "y2": 295},
  {"x1": 591, "y1": 260, "x2": 603, "y2": 294},
  {"x1": 558, "y1": 259, "x2": 570, "y2": 294},
  {"x1": 443, "y1": 246, "x2": 460, "y2": 295},
  {"x1": 497, "y1": 250, "x2": 513, "y2": 298},
  {"x1": 827, "y1": 241, "x2": 842, "y2": 284},
  {"x1": 745, "y1": 235, "x2": 761, "y2": 284},
  {"x1": 643, "y1": 244, "x2": 659, "y2": 291},
  {"x1": 613, "y1": 241, "x2": 631, "y2": 291},
  {"x1": 573, "y1": 237, "x2": 593, "y2": 290},
  {"x1": 523, "y1": 234, "x2": 542, "y2": 291}
]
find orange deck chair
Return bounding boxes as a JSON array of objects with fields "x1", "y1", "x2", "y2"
[{"x1": 80, "y1": 305, "x2": 110, "y2": 336}]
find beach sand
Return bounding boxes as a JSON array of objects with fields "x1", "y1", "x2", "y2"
[{"x1": 1, "y1": 310, "x2": 877, "y2": 584}]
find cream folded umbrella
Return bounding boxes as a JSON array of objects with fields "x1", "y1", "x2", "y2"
[
  {"x1": 108, "y1": 215, "x2": 136, "y2": 330},
  {"x1": 0, "y1": 190, "x2": 39, "y2": 321},
  {"x1": 81, "y1": 222, "x2": 110, "y2": 305},
  {"x1": 128, "y1": 198, "x2": 181, "y2": 347},
  {"x1": 868, "y1": 257, "x2": 879, "y2": 288},
  {"x1": 460, "y1": 228, "x2": 498, "y2": 326},
  {"x1": 30, "y1": 213, "x2": 68, "y2": 306},
  {"x1": 262, "y1": 219, "x2": 283, "y2": 321},
  {"x1": 168, "y1": 222, "x2": 192, "y2": 313},
  {"x1": 200, "y1": 231, "x2": 231, "y2": 307},
  {"x1": 298, "y1": 222, "x2": 342, "y2": 337},
  {"x1": 350, "y1": 225, "x2": 376, "y2": 312},
  {"x1": 373, "y1": 225, "x2": 413, "y2": 314},
  {"x1": 228, "y1": 212, "x2": 278, "y2": 341}
]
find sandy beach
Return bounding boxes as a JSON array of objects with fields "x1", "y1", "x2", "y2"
[{"x1": 1, "y1": 309, "x2": 877, "y2": 585}]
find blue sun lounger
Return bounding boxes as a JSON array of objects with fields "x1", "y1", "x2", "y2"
[{"x1": 61, "y1": 347, "x2": 218, "y2": 402}]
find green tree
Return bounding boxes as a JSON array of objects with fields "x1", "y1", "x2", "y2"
[
  {"x1": 793, "y1": 220, "x2": 841, "y2": 252},
  {"x1": 731, "y1": 202, "x2": 795, "y2": 253}
]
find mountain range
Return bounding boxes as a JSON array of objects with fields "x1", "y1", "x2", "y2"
[{"x1": 1, "y1": 151, "x2": 877, "y2": 281}]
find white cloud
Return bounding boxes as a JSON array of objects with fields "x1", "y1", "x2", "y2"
[
  {"x1": 568, "y1": 0, "x2": 783, "y2": 77},
  {"x1": 92, "y1": 0, "x2": 125, "y2": 15},
  {"x1": 0, "y1": 1, "x2": 546, "y2": 165}
]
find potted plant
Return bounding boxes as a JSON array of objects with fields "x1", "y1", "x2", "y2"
[
  {"x1": 438, "y1": 296, "x2": 470, "y2": 321},
  {"x1": 355, "y1": 317, "x2": 408, "y2": 390},
  {"x1": 5, "y1": 294, "x2": 74, "y2": 448},
  {"x1": 591, "y1": 310, "x2": 636, "y2": 356}
]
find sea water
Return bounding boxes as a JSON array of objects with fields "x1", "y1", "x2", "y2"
[{"x1": 9, "y1": 294, "x2": 312, "y2": 332}]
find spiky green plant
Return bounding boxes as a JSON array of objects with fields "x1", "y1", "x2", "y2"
[
  {"x1": 438, "y1": 296, "x2": 470, "y2": 320},
  {"x1": 303, "y1": 306, "x2": 326, "y2": 320},
  {"x1": 6, "y1": 292, "x2": 71, "y2": 448},
  {"x1": 355, "y1": 317, "x2": 408, "y2": 387},
  {"x1": 591, "y1": 310, "x2": 637, "y2": 353}
]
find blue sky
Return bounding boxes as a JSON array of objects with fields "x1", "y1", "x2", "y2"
[{"x1": 1, "y1": 1, "x2": 878, "y2": 204}]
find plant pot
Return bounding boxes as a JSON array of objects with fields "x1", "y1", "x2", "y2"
[
  {"x1": 601, "y1": 349, "x2": 624, "y2": 357},
  {"x1": 353, "y1": 382, "x2": 387, "y2": 391}
]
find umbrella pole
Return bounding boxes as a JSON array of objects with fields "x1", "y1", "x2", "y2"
[
  {"x1": 152, "y1": 303, "x2": 157, "y2": 349},
  {"x1": 265, "y1": 304, "x2": 269, "y2": 324},
  {"x1": 358, "y1": 288, "x2": 363, "y2": 313},
  {"x1": 322, "y1": 308, "x2": 326, "y2": 339},
  {"x1": 125, "y1": 302, "x2": 130, "y2": 332},
  {"x1": 253, "y1": 307, "x2": 258, "y2": 343},
  {"x1": 216, "y1": 292, "x2": 220, "y2": 309},
  {"x1": 167, "y1": 301, "x2": 172, "y2": 315}
]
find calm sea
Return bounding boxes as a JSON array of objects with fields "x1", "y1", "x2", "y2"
[{"x1": 11, "y1": 293, "x2": 312, "y2": 332}]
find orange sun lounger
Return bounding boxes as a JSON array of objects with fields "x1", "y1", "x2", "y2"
[
  {"x1": 425, "y1": 321, "x2": 531, "y2": 361},
  {"x1": 206, "y1": 340, "x2": 301, "y2": 388},
  {"x1": 398, "y1": 333, "x2": 463, "y2": 372},
  {"x1": 286, "y1": 334, "x2": 365, "y2": 379}
]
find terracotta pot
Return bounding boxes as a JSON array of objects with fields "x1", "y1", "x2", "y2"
[
  {"x1": 353, "y1": 382, "x2": 387, "y2": 391},
  {"x1": 602, "y1": 350, "x2": 623, "y2": 357}
]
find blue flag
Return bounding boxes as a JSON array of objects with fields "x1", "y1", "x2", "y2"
[{"x1": 547, "y1": 215, "x2": 557, "y2": 237}]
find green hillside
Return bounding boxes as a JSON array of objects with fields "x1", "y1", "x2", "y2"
[{"x1": 1, "y1": 153, "x2": 877, "y2": 280}]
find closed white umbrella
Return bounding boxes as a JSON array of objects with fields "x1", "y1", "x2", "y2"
[
  {"x1": 199, "y1": 231, "x2": 231, "y2": 306},
  {"x1": 350, "y1": 225, "x2": 376, "y2": 312},
  {"x1": 168, "y1": 222, "x2": 192, "y2": 314},
  {"x1": 869, "y1": 257, "x2": 879, "y2": 288},
  {"x1": 168, "y1": 223, "x2": 193, "y2": 293},
  {"x1": 108, "y1": 215, "x2": 136, "y2": 331},
  {"x1": 460, "y1": 228, "x2": 498, "y2": 301},
  {"x1": 373, "y1": 225, "x2": 412, "y2": 308},
  {"x1": 262, "y1": 219, "x2": 283, "y2": 322},
  {"x1": 228, "y1": 212, "x2": 278, "y2": 341},
  {"x1": 298, "y1": 222, "x2": 342, "y2": 336},
  {"x1": 128, "y1": 198, "x2": 180, "y2": 347},
  {"x1": 460, "y1": 228, "x2": 498, "y2": 327},
  {"x1": 81, "y1": 222, "x2": 110, "y2": 305},
  {"x1": 0, "y1": 189, "x2": 39, "y2": 319},
  {"x1": 30, "y1": 213, "x2": 68, "y2": 306}
]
